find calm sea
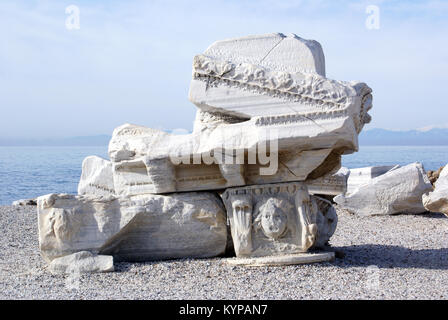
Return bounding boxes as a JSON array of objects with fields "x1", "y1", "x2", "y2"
[{"x1": 0, "y1": 146, "x2": 447, "y2": 205}]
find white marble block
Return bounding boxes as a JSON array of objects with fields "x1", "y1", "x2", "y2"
[
  {"x1": 221, "y1": 182, "x2": 337, "y2": 258},
  {"x1": 334, "y1": 162, "x2": 432, "y2": 216},
  {"x1": 423, "y1": 165, "x2": 448, "y2": 216},
  {"x1": 306, "y1": 166, "x2": 349, "y2": 196},
  {"x1": 188, "y1": 32, "x2": 371, "y2": 138},
  {"x1": 201, "y1": 33, "x2": 326, "y2": 77},
  {"x1": 37, "y1": 192, "x2": 227, "y2": 262},
  {"x1": 108, "y1": 125, "x2": 342, "y2": 195},
  {"x1": 78, "y1": 156, "x2": 115, "y2": 197}
]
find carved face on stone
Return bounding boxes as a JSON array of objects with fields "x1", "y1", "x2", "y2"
[
  {"x1": 254, "y1": 198, "x2": 293, "y2": 240},
  {"x1": 261, "y1": 208, "x2": 287, "y2": 239}
]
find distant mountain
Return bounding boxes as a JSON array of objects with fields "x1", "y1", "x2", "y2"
[
  {"x1": 359, "y1": 128, "x2": 448, "y2": 146},
  {"x1": 1, "y1": 128, "x2": 447, "y2": 146},
  {"x1": 416, "y1": 123, "x2": 448, "y2": 132},
  {"x1": 0, "y1": 135, "x2": 111, "y2": 146}
]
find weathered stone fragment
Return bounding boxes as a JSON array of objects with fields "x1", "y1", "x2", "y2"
[
  {"x1": 48, "y1": 251, "x2": 114, "y2": 274},
  {"x1": 423, "y1": 165, "x2": 448, "y2": 216},
  {"x1": 426, "y1": 165, "x2": 445, "y2": 185},
  {"x1": 37, "y1": 192, "x2": 227, "y2": 262},
  {"x1": 306, "y1": 167, "x2": 349, "y2": 196},
  {"x1": 78, "y1": 156, "x2": 115, "y2": 197},
  {"x1": 334, "y1": 162, "x2": 432, "y2": 216},
  {"x1": 346, "y1": 165, "x2": 399, "y2": 195}
]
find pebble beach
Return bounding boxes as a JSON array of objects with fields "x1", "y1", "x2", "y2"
[{"x1": 1, "y1": 205, "x2": 447, "y2": 300}]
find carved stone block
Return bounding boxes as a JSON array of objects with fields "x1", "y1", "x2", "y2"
[
  {"x1": 335, "y1": 162, "x2": 432, "y2": 216},
  {"x1": 38, "y1": 33, "x2": 370, "y2": 267},
  {"x1": 222, "y1": 182, "x2": 337, "y2": 258},
  {"x1": 37, "y1": 192, "x2": 227, "y2": 263},
  {"x1": 107, "y1": 33, "x2": 372, "y2": 196}
]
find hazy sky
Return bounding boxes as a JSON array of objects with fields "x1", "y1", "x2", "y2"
[{"x1": 1, "y1": 0, "x2": 447, "y2": 138}]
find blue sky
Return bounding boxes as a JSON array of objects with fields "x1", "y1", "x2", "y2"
[{"x1": 0, "y1": 0, "x2": 447, "y2": 138}]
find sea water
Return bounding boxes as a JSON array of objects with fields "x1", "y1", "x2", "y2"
[
  {"x1": 0, "y1": 146, "x2": 108, "y2": 205},
  {"x1": 0, "y1": 146, "x2": 447, "y2": 205}
]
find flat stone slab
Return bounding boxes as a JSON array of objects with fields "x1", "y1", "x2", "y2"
[{"x1": 226, "y1": 252, "x2": 335, "y2": 267}]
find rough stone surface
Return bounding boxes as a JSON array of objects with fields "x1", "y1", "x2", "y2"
[
  {"x1": 2, "y1": 205, "x2": 448, "y2": 300},
  {"x1": 48, "y1": 251, "x2": 114, "y2": 274},
  {"x1": 427, "y1": 165, "x2": 445, "y2": 185},
  {"x1": 334, "y1": 163, "x2": 432, "y2": 216},
  {"x1": 78, "y1": 156, "x2": 115, "y2": 197},
  {"x1": 193, "y1": 109, "x2": 245, "y2": 133},
  {"x1": 37, "y1": 192, "x2": 227, "y2": 263},
  {"x1": 423, "y1": 165, "x2": 448, "y2": 216},
  {"x1": 202, "y1": 33, "x2": 326, "y2": 77}
]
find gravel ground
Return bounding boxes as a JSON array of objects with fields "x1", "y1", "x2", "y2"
[{"x1": 1, "y1": 205, "x2": 448, "y2": 300}]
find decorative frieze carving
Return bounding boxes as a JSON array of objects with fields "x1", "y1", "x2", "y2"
[
  {"x1": 222, "y1": 182, "x2": 338, "y2": 258},
  {"x1": 193, "y1": 54, "x2": 364, "y2": 109}
]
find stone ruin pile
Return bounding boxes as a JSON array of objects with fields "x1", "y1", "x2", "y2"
[{"x1": 37, "y1": 33, "x2": 373, "y2": 271}]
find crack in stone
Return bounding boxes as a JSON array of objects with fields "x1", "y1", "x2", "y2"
[
  {"x1": 259, "y1": 38, "x2": 284, "y2": 64},
  {"x1": 284, "y1": 104, "x2": 328, "y2": 132},
  {"x1": 279, "y1": 159, "x2": 299, "y2": 177}
]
